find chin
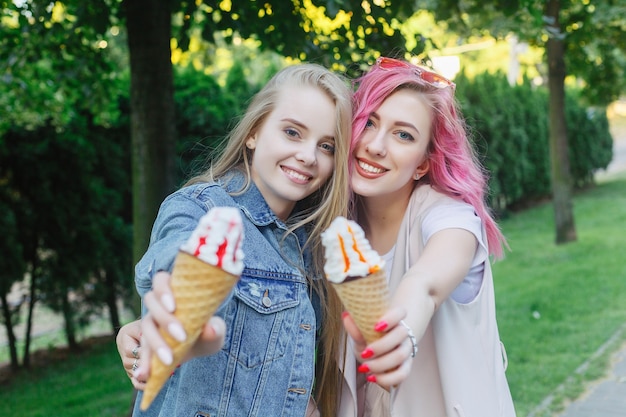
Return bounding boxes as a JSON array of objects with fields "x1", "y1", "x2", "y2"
[{"x1": 351, "y1": 183, "x2": 380, "y2": 197}]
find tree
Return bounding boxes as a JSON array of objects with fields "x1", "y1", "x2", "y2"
[
  {"x1": 545, "y1": 0, "x2": 576, "y2": 243},
  {"x1": 428, "y1": 0, "x2": 626, "y2": 244},
  {"x1": 0, "y1": 110, "x2": 132, "y2": 359},
  {"x1": 123, "y1": 0, "x2": 177, "y2": 270},
  {"x1": 0, "y1": 200, "x2": 25, "y2": 371}
]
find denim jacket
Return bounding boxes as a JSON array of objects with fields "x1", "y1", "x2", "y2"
[{"x1": 133, "y1": 171, "x2": 319, "y2": 417}]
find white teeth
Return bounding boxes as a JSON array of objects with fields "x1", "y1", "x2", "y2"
[
  {"x1": 284, "y1": 168, "x2": 310, "y2": 181},
  {"x1": 358, "y1": 160, "x2": 385, "y2": 174}
]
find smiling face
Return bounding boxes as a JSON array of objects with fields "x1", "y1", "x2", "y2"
[
  {"x1": 351, "y1": 88, "x2": 432, "y2": 201},
  {"x1": 246, "y1": 85, "x2": 337, "y2": 219}
]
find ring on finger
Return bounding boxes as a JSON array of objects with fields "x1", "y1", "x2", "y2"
[
  {"x1": 132, "y1": 345, "x2": 140, "y2": 359},
  {"x1": 399, "y1": 320, "x2": 418, "y2": 358},
  {"x1": 132, "y1": 358, "x2": 139, "y2": 371}
]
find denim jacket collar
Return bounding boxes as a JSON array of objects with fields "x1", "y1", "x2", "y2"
[
  {"x1": 218, "y1": 170, "x2": 309, "y2": 247},
  {"x1": 218, "y1": 170, "x2": 282, "y2": 227}
]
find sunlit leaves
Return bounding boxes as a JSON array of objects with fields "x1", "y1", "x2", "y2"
[
  {"x1": 430, "y1": 0, "x2": 626, "y2": 105},
  {"x1": 0, "y1": 0, "x2": 122, "y2": 135}
]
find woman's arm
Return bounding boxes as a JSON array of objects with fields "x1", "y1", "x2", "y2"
[{"x1": 343, "y1": 227, "x2": 478, "y2": 388}]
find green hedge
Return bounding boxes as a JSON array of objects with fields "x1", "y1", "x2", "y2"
[{"x1": 456, "y1": 71, "x2": 613, "y2": 213}]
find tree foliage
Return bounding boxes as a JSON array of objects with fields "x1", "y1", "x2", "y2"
[
  {"x1": 428, "y1": 0, "x2": 626, "y2": 104},
  {"x1": 0, "y1": 1, "x2": 122, "y2": 135},
  {"x1": 170, "y1": 0, "x2": 424, "y2": 68}
]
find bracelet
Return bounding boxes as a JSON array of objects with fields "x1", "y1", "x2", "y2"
[{"x1": 399, "y1": 320, "x2": 418, "y2": 358}]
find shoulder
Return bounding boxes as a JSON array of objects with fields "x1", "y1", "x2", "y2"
[
  {"x1": 158, "y1": 181, "x2": 234, "y2": 214},
  {"x1": 409, "y1": 184, "x2": 463, "y2": 216},
  {"x1": 411, "y1": 185, "x2": 483, "y2": 242}
]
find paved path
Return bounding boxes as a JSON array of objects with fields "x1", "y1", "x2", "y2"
[{"x1": 556, "y1": 340, "x2": 626, "y2": 417}]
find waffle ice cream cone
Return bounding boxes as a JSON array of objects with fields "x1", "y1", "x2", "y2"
[
  {"x1": 140, "y1": 207, "x2": 244, "y2": 411},
  {"x1": 331, "y1": 269, "x2": 389, "y2": 344},
  {"x1": 321, "y1": 217, "x2": 389, "y2": 344}
]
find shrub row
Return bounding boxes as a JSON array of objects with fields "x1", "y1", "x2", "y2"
[{"x1": 455, "y1": 71, "x2": 613, "y2": 213}]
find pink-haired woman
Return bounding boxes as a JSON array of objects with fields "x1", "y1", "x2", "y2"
[{"x1": 338, "y1": 57, "x2": 516, "y2": 417}]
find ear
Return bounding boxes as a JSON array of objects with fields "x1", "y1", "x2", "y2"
[
  {"x1": 414, "y1": 159, "x2": 430, "y2": 179},
  {"x1": 246, "y1": 136, "x2": 257, "y2": 150}
]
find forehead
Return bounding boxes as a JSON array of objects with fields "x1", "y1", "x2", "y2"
[
  {"x1": 270, "y1": 85, "x2": 337, "y2": 135},
  {"x1": 377, "y1": 89, "x2": 432, "y2": 126},
  {"x1": 274, "y1": 84, "x2": 333, "y2": 109}
]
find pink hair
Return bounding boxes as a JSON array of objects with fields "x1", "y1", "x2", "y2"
[{"x1": 350, "y1": 61, "x2": 507, "y2": 259}]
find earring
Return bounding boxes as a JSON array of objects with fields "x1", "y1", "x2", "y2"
[{"x1": 414, "y1": 173, "x2": 421, "y2": 180}]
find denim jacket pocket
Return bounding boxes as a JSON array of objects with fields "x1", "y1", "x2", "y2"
[{"x1": 222, "y1": 272, "x2": 305, "y2": 369}]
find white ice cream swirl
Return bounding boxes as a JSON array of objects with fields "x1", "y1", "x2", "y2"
[
  {"x1": 321, "y1": 216, "x2": 384, "y2": 283},
  {"x1": 180, "y1": 207, "x2": 245, "y2": 276}
]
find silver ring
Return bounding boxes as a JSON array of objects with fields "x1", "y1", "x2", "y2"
[
  {"x1": 132, "y1": 358, "x2": 139, "y2": 371},
  {"x1": 132, "y1": 345, "x2": 139, "y2": 359},
  {"x1": 399, "y1": 320, "x2": 418, "y2": 358}
]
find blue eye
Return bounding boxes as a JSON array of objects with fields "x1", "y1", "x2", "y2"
[
  {"x1": 365, "y1": 119, "x2": 374, "y2": 128},
  {"x1": 397, "y1": 131, "x2": 414, "y2": 141},
  {"x1": 285, "y1": 128, "x2": 300, "y2": 138},
  {"x1": 320, "y1": 142, "x2": 335, "y2": 154}
]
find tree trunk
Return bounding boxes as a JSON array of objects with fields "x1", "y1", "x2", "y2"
[
  {"x1": 0, "y1": 292, "x2": 19, "y2": 370},
  {"x1": 62, "y1": 291, "x2": 78, "y2": 351},
  {"x1": 22, "y1": 260, "x2": 38, "y2": 368},
  {"x1": 545, "y1": 0, "x2": 577, "y2": 244},
  {"x1": 102, "y1": 269, "x2": 121, "y2": 332},
  {"x1": 124, "y1": 0, "x2": 177, "y2": 274}
]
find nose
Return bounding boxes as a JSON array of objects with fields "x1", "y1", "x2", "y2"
[
  {"x1": 295, "y1": 141, "x2": 318, "y2": 166},
  {"x1": 364, "y1": 131, "x2": 386, "y2": 157}
]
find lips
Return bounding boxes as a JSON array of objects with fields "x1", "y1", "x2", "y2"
[
  {"x1": 282, "y1": 166, "x2": 312, "y2": 184},
  {"x1": 355, "y1": 158, "x2": 387, "y2": 178}
]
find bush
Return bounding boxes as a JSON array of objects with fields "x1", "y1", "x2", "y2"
[{"x1": 456, "y1": 71, "x2": 613, "y2": 213}]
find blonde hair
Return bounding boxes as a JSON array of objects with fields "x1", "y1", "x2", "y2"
[{"x1": 187, "y1": 63, "x2": 351, "y2": 415}]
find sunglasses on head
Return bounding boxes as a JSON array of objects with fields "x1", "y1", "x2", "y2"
[{"x1": 375, "y1": 56, "x2": 456, "y2": 90}]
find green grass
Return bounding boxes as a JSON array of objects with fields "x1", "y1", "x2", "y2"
[
  {"x1": 0, "y1": 336, "x2": 134, "y2": 417},
  {"x1": 494, "y1": 178, "x2": 626, "y2": 416},
  {"x1": 0, "y1": 179, "x2": 625, "y2": 417}
]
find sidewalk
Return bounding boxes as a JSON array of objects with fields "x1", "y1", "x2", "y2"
[
  {"x1": 526, "y1": 325, "x2": 626, "y2": 417},
  {"x1": 556, "y1": 340, "x2": 626, "y2": 417}
]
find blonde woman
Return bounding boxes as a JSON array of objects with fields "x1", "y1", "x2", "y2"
[{"x1": 119, "y1": 63, "x2": 351, "y2": 417}]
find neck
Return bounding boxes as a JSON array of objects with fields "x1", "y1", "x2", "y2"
[{"x1": 357, "y1": 191, "x2": 411, "y2": 254}]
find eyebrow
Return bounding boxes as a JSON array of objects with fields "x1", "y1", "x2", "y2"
[
  {"x1": 370, "y1": 111, "x2": 421, "y2": 135},
  {"x1": 281, "y1": 118, "x2": 307, "y2": 130}
]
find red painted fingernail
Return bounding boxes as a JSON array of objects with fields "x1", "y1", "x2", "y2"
[
  {"x1": 374, "y1": 321, "x2": 388, "y2": 332},
  {"x1": 361, "y1": 348, "x2": 374, "y2": 359},
  {"x1": 366, "y1": 374, "x2": 377, "y2": 383},
  {"x1": 341, "y1": 311, "x2": 349, "y2": 319},
  {"x1": 357, "y1": 364, "x2": 370, "y2": 373}
]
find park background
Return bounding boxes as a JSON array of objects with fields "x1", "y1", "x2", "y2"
[{"x1": 1, "y1": 1, "x2": 625, "y2": 416}]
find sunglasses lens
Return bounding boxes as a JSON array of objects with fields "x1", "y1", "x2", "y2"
[
  {"x1": 376, "y1": 57, "x2": 455, "y2": 90},
  {"x1": 420, "y1": 71, "x2": 452, "y2": 88},
  {"x1": 377, "y1": 57, "x2": 410, "y2": 70}
]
